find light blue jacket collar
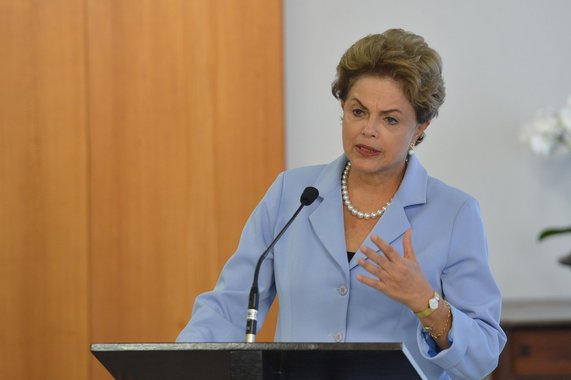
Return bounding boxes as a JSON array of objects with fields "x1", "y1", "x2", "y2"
[{"x1": 308, "y1": 154, "x2": 429, "y2": 272}]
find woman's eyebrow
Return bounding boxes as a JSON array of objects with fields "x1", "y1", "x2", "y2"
[
  {"x1": 380, "y1": 109, "x2": 403, "y2": 115},
  {"x1": 348, "y1": 97, "x2": 367, "y2": 110},
  {"x1": 348, "y1": 98, "x2": 403, "y2": 115}
]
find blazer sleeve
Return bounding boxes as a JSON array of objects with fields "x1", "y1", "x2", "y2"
[
  {"x1": 176, "y1": 173, "x2": 284, "y2": 342},
  {"x1": 416, "y1": 198, "x2": 507, "y2": 379}
]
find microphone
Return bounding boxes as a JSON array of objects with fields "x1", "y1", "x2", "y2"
[{"x1": 245, "y1": 186, "x2": 319, "y2": 343}]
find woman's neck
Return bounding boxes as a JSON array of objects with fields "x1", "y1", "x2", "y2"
[{"x1": 349, "y1": 161, "x2": 407, "y2": 192}]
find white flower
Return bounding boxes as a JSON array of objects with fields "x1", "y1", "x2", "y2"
[
  {"x1": 533, "y1": 111, "x2": 558, "y2": 133},
  {"x1": 521, "y1": 96, "x2": 571, "y2": 156},
  {"x1": 529, "y1": 133, "x2": 556, "y2": 156}
]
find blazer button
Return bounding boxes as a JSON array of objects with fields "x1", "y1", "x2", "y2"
[{"x1": 337, "y1": 285, "x2": 348, "y2": 296}]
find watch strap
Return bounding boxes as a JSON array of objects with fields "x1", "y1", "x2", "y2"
[{"x1": 414, "y1": 291, "x2": 440, "y2": 318}]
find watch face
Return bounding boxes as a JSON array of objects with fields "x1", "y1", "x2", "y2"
[{"x1": 429, "y1": 298, "x2": 439, "y2": 310}]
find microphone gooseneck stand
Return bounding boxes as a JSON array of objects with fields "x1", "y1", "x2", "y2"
[{"x1": 245, "y1": 186, "x2": 319, "y2": 343}]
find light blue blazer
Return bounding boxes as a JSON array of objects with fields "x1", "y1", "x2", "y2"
[{"x1": 177, "y1": 154, "x2": 507, "y2": 380}]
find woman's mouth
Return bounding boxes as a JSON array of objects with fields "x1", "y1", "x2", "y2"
[{"x1": 356, "y1": 144, "x2": 381, "y2": 156}]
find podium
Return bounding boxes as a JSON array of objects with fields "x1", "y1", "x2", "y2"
[{"x1": 91, "y1": 342, "x2": 426, "y2": 380}]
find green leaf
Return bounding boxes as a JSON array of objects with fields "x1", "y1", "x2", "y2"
[{"x1": 538, "y1": 225, "x2": 571, "y2": 241}]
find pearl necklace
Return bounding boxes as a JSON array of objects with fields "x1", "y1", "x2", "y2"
[{"x1": 341, "y1": 161, "x2": 391, "y2": 219}]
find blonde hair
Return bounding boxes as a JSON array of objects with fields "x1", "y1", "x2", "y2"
[{"x1": 332, "y1": 29, "x2": 445, "y2": 130}]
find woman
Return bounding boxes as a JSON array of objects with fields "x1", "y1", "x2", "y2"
[{"x1": 177, "y1": 29, "x2": 506, "y2": 379}]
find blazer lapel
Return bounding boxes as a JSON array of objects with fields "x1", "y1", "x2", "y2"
[
  {"x1": 308, "y1": 156, "x2": 349, "y2": 273},
  {"x1": 306, "y1": 154, "x2": 429, "y2": 272},
  {"x1": 349, "y1": 197, "x2": 409, "y2": 269},
  {"x1": 349, "y1": 155, "x2": 428, "y2": 269},
  {"x1": 309, "y1": 187, "x2": 348, "y2": 272}
]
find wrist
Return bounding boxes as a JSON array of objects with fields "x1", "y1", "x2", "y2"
[
  {"x1": 413, "y1": 291, "x2": 441, "y2": 318},
  {"x1": 409, "y1": 288, "x2": 434, "y2": 312},
  {"x1": 423, "y1": 301, "x2": 452, "y2": 340}
]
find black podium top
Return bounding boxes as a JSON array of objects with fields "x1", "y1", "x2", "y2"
[{"x1": 91, "y1": 342, "x2": 426, "y2": 380}]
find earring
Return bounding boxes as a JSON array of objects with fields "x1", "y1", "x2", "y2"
[{"x1": 408, "y1": 143, "x2": 415, "y2": 156}]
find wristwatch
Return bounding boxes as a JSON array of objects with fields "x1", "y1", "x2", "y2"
[{"x1": 414, "y1": 291, "x2": 440, "y2": 318}]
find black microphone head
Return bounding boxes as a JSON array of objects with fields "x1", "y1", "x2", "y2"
[{"x1": 300, "y1": 186, "x2": 319, "y2": 206}]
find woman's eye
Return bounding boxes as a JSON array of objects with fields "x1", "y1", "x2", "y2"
[
  {"x1": 351, "y1": 109, "x2": 365, "y2": 117},
  {"x1": 385, "y1": 117, "x2": 398, "y2": 125}
]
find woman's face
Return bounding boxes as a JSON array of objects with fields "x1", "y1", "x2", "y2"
[{"x1": 341, "y1": 75, "x2": 428, "y2": 180}]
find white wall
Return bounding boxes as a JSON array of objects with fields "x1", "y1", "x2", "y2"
[{"x1": 284, "y1": 0, "x2": 571, "y2": 299}]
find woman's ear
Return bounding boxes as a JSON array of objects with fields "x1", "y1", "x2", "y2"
[{"x1": 415, "y1": 121, "x2": 430, "y2": 142}]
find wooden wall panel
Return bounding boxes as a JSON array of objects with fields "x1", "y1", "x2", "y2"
[
  {"x1": 0, "y1": 1, "x2": 90, "y2": 379},
  {"x1": 0, "y1": 0, "x2": 283, "y2": 378},
  {"x1": 87, "y1": 1, "x2": 283, "y2": 377}
]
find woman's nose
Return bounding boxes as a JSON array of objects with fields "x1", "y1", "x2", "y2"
[{"x1": 361, "y1": 118, "x2": 378, "y2": 138}]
